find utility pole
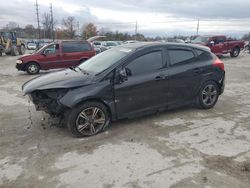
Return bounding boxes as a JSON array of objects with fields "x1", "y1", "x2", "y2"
[
  {"x1": 50, "y1": 3, "x2": 54, "y2": 40},
  {"x1": 196, "y1": 18, "x2": 200, "y2": 36},
  {"x1": 135, "y1": 21, "x2": 138, "y2": 41},
  {"x1": 77, "y1": 21, "x2": 80, "y2": 38},
  {"x1": 35, "y1": 0, "x2": 41, "y2": 39}
]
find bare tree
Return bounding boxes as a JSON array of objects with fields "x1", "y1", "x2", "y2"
[
  {"x1": 41, "y1": 13, "x2": 51, "y2": 38},
  {"x1": 5, "y1": 22, "x2": 19, "y2": 30},
  {"x1": 24, "y1": 24, "x2": 35, "y2": 38},
  {"x1": 41, "y1": 13, "x2": 57, "y2": 39},
  {"x1": 82, "y1": 23, "x2": 97, "y2": 39},
  {"x1": 62, "y1": 16, "x2": 76, "y2": 39}
]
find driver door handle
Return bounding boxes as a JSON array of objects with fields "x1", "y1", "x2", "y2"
[
  {"x1": 193, "y1": 68, "x2": 203, "y2": 73},
  {"x1": 155, "y1": 74, "x2": 166, "y2": 81}
]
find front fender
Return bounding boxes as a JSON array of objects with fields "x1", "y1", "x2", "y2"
[{"x1": 59, "y1": 80, "x2": 115, "y2": 117}]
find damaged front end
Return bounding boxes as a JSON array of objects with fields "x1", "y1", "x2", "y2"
[{"x1": 29, "y1": 89, "x2": 69, "y2": 116}]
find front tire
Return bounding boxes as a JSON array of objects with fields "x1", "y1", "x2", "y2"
[
  {"x1": 67, "y1": 102, "x2": 110, "y2": 137},
  {"x1": 11, "y1": 46, "x2": 19, "y2": 56},
  {"x1": 197, "y1": 81, "x2": 219, "y2": 109},
  {"x1": 26, "y1": 62, "x2": 40, "y2": 74},
  {"x1": 230, "y1": 47, "x2": 240, "y2": 57}
]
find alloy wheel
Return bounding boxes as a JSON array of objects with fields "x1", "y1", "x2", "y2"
[
  {"x1": 76, "y1": 107, "x2": 106, "y2": 136},
  {"x1": 201, "y1": 84, "x2": 218, "y2": 106}
]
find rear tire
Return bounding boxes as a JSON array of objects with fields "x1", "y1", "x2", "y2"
[
  {"x1": 26, "y1": 62, "x2": 40, "y2": 74},
  {"x1": 67, "y1": 102, "x2": 110, "y2": 137},
  {"x1": 197, "y1": 81, "x2": 219, "y2": 109},
  {"x1": 230, "y1": 47, "x2": 240, "y2": 57}
]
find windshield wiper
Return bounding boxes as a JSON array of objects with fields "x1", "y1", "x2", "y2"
[
  {"x1": 69, "y1": 66, "x2": 77, "y2": 72},
  {"x1": 76, "y1": 67, "x2": 89, "y2": 75}
]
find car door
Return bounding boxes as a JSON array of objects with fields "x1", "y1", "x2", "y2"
[
  {"x1": 61, "y1": 42, "x2": 93, "y2": 67},
  {"x1": 37, "y1": 44, "x2": 60, "y2": 69},
  {"x1": 60, "y1": 42, "x2": 82, "y2": 68},
  {"x1": 114, "y1": 48, "x2": 168, "y2": 118},
  {"x1": 210, "y1": 37, "x2": 225, "y2": 55},
  {"x1": 166, "y1": 46, "x2": 203, "y2": 106}
]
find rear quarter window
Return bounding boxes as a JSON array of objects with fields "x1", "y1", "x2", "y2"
[
  {"x1": 62, "y1": 42, "x2": 91, "y2": 53},
  {"x1": 168, "y1": 49, "x2": 196, "y2": 66},
  {"x1": 195, "y1": 49, "x2": 213, "y2": 61}
]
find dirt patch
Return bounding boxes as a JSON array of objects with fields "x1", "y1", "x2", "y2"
[{"x1": 203, "y1": 156, "x2": 250, "y2": 181}]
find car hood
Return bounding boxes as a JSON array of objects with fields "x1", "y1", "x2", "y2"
[
  {"x1": 22, "y1": 69, "x2": 95, "y2": 94},
  {"x1": 19, "y1": 53, "x2": 37, "y2": 60}
]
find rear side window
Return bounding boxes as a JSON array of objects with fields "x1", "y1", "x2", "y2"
[
  {"x1": 126, "y1": 51, "x2": 162, "y2": 76},
  {"x1": 168, "y1": 49, "x2": 195, "y2": 66},
  {"x1": 195, "y1": 49, "x2": 212, "y2": 61},
  {"x1": 214, "y1": 37, "x2": 225, "y2": 44},
  {"x1": 62, "y1": 42, "x2": 91, "y2": 53}
]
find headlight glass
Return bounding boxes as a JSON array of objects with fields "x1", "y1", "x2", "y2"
[{"x1": 16, "y1": 60, "x2": 23, "y2": 64}]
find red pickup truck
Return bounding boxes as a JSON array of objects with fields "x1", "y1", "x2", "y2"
[
  {"x1": 192, "y1": 35, "x2": 245, "y2": 57},
  {"x1": 16, "y1": 40, "x2": 95, "y2": 74}
]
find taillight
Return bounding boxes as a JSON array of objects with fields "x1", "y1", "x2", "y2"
[{"x1": 213, "y1": 58, "x2": 224, "y2": 71}]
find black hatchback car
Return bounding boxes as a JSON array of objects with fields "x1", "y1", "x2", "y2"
[{"x1": 23, "y1": 42, "x2": 225, "y2": 137}]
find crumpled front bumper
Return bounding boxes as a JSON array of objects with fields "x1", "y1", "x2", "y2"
[
  {"x1": 16, "y1": 63, "x2": 26, "y2": 71},
  {"x1": 29, "y1": 90, "x2": 68, "y2": 116}
]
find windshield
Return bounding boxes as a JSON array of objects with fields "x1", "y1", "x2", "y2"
[
  {"x1": 78, "y1": 47, "x2": 133, "y2": 74},
  {"x1": 35, "y1": 43, "x2": 52, "y2": 54},
  {"x1": 193, "y1": 36, "x2": 209, "y2": 44}
]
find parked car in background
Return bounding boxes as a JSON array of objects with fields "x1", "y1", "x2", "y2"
[
  {"x1": 27, "y1": 42, "x2": 37, "y2": 50},
  {"x1": 16, "y1": 40, "x2": 95, "y2": 74},
  {"x1": 165, "y1": 38, "x2": 185, "y2": 43},
  {"x1": 104, "y1": 41, "x2": 119, "y2": 49},
  {"x1": 22, "y1": 42, "x2": 225, "y2": 137},
  {"x1": 192, "y1": 35, "x2": 245, "y2": 57},
  {"x1": 92, "y1": 41, "x2": 108, "y2": 54},
  {"x1": 124, "y1": 40, "x2": 139, "y2": 44}
]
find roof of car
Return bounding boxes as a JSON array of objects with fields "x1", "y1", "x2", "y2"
[{"x1": 119, "y1": 42, "x2": 211, "y2": 52}]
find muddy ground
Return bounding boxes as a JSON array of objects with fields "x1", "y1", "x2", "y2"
[{"x1": 0, "y1": 51, "x2": 250, "y2": 188}]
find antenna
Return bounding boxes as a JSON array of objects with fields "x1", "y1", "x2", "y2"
[{"x1": 35, "y1": 0, "x2": 41, "y2": 39}]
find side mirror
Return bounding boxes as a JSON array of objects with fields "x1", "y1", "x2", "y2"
[
  {"x1": 55, "y1": 44, "x2": 59, "y2": 50},
  {"x1": 119, "y1": 68, "x2": 128, "y2": 80},
  {"x1": 209, "y1": 41, "x2": 215, "y2": 46},
  {"x1": 116, "y1": 68, "x2": 131, "y2": 84}
]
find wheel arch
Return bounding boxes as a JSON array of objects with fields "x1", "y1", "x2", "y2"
[
  {"x1": 232, "y1": 45, "x2": 240, "y2": 52},
  {"x1": 79, "y1": 57, "x2": 89, "y2": 63},
  {"x1": 73, "y1": 98, "x2": 114, "y2": 120},
  {"x1": 25, "y1": 61, "x2": 40, "y2": 68},
  {"x1": 198, "y1": 79, "x2": 222, "y2": 95},
  {"x1": 25, "y1": 61, "x2": 41, "y2": 72}
]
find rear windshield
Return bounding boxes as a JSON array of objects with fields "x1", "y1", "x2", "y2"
[{"x1": 193, "y1": 36, "x2": 209, "y2": 44}]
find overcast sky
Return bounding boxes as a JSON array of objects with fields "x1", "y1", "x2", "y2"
[{"x1": 1, "y1": 0, "x2": 250, "y2": 37}]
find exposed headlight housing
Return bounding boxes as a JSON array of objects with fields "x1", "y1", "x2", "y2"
[{"x1": 16, "y1": 60, "x2": 23, "y2": 64}]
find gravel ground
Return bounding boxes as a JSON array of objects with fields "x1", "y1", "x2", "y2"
[{"x1": 0, "y1": 51, "x2": 250, "y2": 188}]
